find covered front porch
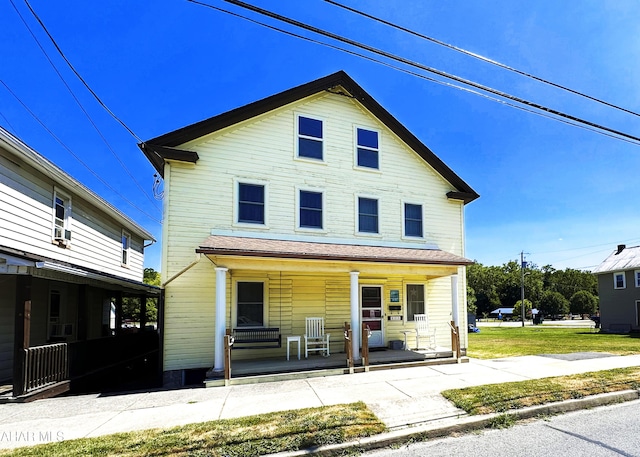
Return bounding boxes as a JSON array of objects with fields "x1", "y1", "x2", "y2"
[{"x1": 205, "y1": 345, "x2": 465, "y2": 386}]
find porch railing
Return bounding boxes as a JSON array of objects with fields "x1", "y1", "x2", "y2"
[{"x1": 21, "y1": 343, "x2": 69, "y2": 394}]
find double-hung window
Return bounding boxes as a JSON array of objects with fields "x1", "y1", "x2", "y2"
[
  {"x1": 614, "y1": 272, "x2": 626, "y2": 289},
  {"x1": 236, "y1": 281, "x2": 264, "y2": 327},
  {"x1": 635, "y1": 271, "x2": 640, "y2": 288},
  {"x1": 121, "y1": 230, "x2": 131, "y2": 266},
  {"x1": 406, "y1": 284, "x2": 425, "y2": 321},
  {"x1": 297, "y1": 116, "x2": 323, "y2": 160},
  {"x1": 238, "y1": 182, "x2": 265, "y2": 224},
  {"x1": 404, "y1": 203, "x2": 423, "y2": 238},
  {"x1": 356, "y1": 128, "x2": 379, "y2": 169},
  {"x1": 52, "y1": 189, "x2": 71, "y2": 245},
  {"x1": 358, "y1": 197, "x2": 379, "y2": 234},
  {"x1": 299, "y1": 190, "x2": 323, "y2": 229}
]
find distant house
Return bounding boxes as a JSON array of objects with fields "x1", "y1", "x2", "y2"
[
  {"x1": 140, "y1": 71, "x2": 479, "y2": 387},
  {"x1": 0, "y1": 127, "x2": 161, "y2": 401},
  {"x1": 592, "y1": 244, "x2": 640, "y2": 333}
]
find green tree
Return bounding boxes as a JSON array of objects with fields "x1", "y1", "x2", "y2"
[
  {"x1": 570, "y1": 290, "x2": 598, "y2": 317},
  {"x1": 467, "y1": 285, "x2": 477, "y2": 315},
  {"x1": 144, "y1": 268, "x2": 161, "y2": 286},
  {"x1": 513, "y1": 299, "x2": 533, "y2": 320},
  {"x1": 539, "y1": 290, "x2": 569, "y2": 317}
]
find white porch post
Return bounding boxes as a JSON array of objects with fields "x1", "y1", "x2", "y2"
[
  {"x1": 213, "y1": 267, "x2": 228, "y2": 372},
  {"x1": 451, "y1": 274, "x2": 459, "y2": 326},
  {"x1": 350, "y1": 271, "x2": 360, "y2": 360}
]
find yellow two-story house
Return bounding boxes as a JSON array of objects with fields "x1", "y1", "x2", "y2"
[{"x1": 141, "y1": 71, "x2": 479, "y2": 387}]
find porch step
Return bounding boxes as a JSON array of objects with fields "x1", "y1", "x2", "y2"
[{"x1": 0, "y1": 381, "x2": 70, "y2": 404}]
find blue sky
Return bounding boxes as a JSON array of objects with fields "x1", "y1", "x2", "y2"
[{"x1": 2, "y1": 0, "x2": 640, "y2": 272}]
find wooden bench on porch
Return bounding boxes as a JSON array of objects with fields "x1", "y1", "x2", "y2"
[{"x1": 231, "y1": 328, "x2": 282, "y2": 349}]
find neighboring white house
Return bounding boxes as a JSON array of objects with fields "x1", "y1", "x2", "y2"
[
  {"x1": 0, "y1": 126, "x2": 160, "y2": 400},
  {"x1": 140, "y1": 71, "x2": 479, "y2": 387}
]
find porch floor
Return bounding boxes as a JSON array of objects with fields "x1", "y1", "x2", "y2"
[{"x1": 206, "y1": 346, "x2": 459, "y2": 386}]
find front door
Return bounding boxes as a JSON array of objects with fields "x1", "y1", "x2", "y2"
[{"x1": 361, "y1": 286, "x2": 384, "y2": 348}]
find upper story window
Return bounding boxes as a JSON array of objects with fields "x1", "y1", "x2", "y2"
[
  {"x1": 635, "y1": 271, "x2": 640, "y2": 287},
  {"x1": 238, "y1": 182, "x2": 265, "y2": 225},
  {"x1": 358, "y1": 197, "x2": 379, "y2": 234},
  {"x1": 404, "y1": 203, "x2": 423, "y2": 238},
  {"x1": 299, "y1": 190, "x2": 323, "y2": 229},
  {"x1": 52, "y1": 189, "x2": 72, "y2": 246},
  {"x1": 297, "y1": 115, "x2": 323, "y2": 160},
  {"x1": 614, "y1": 272, "x2": 626, "y2": 289},
  {"x1": 356, "y1": 127, "x2": 379, "y2": 169},
  {"x1": 121, "y1": 230, "x2": 131, "y2": 266}
]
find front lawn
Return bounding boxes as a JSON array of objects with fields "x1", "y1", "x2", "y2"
[
  {"x1": 0, "y1": 402, "x2": 385, "y2": 457},
  {"x1": 467, "y1": 327, "x2": 639, "y2": 359}
]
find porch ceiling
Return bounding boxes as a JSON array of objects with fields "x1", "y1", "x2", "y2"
[{"x1": 196, "y1": 235, "x2": 473, "y2": 268}]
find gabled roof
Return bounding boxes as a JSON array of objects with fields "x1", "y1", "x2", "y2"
[
  {"x1": 0, "y1": 127, "x2": 154, "y2": 241},
  {"x1": 592, "y1": 245, "x2": 640, "y2": 274},
  {"x1": 140, "y1": 70, "x2": 479, "y2": 204}
]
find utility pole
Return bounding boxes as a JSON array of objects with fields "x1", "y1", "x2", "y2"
[{"x1": 520, "y1": 251, "x2": 526, "y2": 327}]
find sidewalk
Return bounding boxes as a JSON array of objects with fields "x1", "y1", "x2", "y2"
[{"x1": 1, "y1": 353, "x2": 640, "y2": 450}]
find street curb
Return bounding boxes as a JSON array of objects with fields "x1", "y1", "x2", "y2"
[{"x1": 267, "y1": 389, "x2": 640, "y2": 456}]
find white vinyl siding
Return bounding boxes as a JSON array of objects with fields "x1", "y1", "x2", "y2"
[{"x1": 0, "y1": 153, "x2": 145, "y2": 282}]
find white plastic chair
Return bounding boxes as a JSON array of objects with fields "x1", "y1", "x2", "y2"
[
  {"x1": 414, "y1": 314, "x2": 436, "y2": 349},
  {"x1": 304, "y1": 317, "x2": 331, "y2": 357}
]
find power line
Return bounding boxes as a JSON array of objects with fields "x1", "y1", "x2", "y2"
[
  {"x1": 325, "y1": 0, "x2": 640, "y2": 120},
  {"x1": 194, "y1": 0, "x2": 640, "y2": 145},
  {"x1": 9, "y1": 0, "x2": 162, "y2": 213},
  {"x1": 186, "y1": 0, "x2": 640, "y2": 147},
  {"x1": 22, "y1": 0, "x2": 143, "y2": 143},
  {"x1": 1, "y1": 80, "x2": 162, "y2": 225}
]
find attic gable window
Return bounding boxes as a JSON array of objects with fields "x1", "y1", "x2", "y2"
[
  {"x1": 297, "y1": 115, "x2": 323, "y2": 160},
  {"x1": 238, "y1": 182, "x2": 265, "y2": 224},
  {"x1": 356, "y1": 127, "x2": 379, "y2": 169}
]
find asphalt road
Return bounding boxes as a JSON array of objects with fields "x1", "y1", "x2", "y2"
[{"x1": 364, "y1": 399, "x2": 640, "y2": 457}]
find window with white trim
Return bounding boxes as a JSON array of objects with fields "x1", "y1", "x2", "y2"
[
  {"x1": 356, "y1": 127, "x2": 379, "y2": 169},
  {"x1": 237, "y1": 182, "x2": 265, "y2": 225},
  {"x1": 297, "y1": 115, "x2": 323, "y2": 160},
  {"x1": 52, "y1": 189, "x2": 72, "y2": 245},
  {"x1": 121, "y1": 230, "x2": 131, "y2": 266},
  {"x1": 358, "y1": 197, "x2": 379, "y2": 234},
  {"x1": 635, "y1": 271, "x2": 640, "y2": 288},
  {"x1": 614, "y1": 272, "x2": 626, "y2": 289},
  {"x1": 236, "y1": 281, "x2": 265, "y2": 327},
  {"x1": 298, "y1": 189, "x2": 323, "y2": 229},
  {"x1": 404, "y1": 203, "x2": 423, "y2": 238},
  {"x1": 406, "y1": 284, "x2": 425, "y2": 321}
]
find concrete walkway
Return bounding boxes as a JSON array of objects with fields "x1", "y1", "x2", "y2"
[{"x1": 1, "y1": 353, "x2": 640, "y2": 450}]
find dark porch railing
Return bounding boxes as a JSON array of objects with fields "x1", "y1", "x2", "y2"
[{"x1": 20, "y1": 343, "x2": 68, "y2": 394}]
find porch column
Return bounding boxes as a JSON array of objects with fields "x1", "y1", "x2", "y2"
[
  {"x1": 350, "y1": 271, "x2": 360, "y2": 361},
  {"x1": 13, "y1": 275, "x2": 32, "y2": 396},
  {"x1": 451, "y1": 274, "x2": 459, "y2": 326},
  {"x1": 213, "y1": 267, "x2": 228, "y2": 372}
]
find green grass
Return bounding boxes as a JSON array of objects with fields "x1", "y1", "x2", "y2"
[
  {"x1": 0, "y1": 402, "x2": 385, "y2": 457},
  {"x1": 468, "y1": 327, "x2": 640, "y2": 359},
  {"x1": 442, "y1": 366, "x2": 640, "y2": 415}
]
